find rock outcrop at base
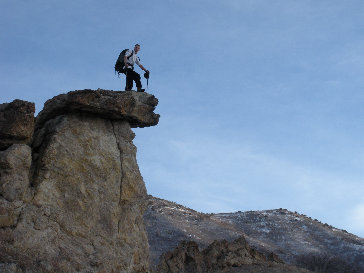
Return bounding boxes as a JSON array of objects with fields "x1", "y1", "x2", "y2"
[
  {"x1": 156, "y1": 236, "x2": 312, "y2": 273},
  {"x1": 145, "y1": 196, "x2": 364, "y2": 273},
  {"x1": 0, "y1": 89, "x2": 158, "y2": 273}
]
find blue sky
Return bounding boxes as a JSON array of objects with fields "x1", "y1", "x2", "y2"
[{"x1": 1, "y1": 0, "x2": 364, "y2": 237}]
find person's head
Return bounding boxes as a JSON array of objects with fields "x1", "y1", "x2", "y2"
[{"x1": 134, "y1": 44, "x2": 140, "y2": 53}]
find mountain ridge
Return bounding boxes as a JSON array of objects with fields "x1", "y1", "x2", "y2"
[{"x1": 145, "y1": 195, "x2": 364, "y2": 273}]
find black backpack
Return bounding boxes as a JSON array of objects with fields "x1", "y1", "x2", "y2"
[{"x1": 114, "y1": 49, "x2": 134, "y2": 76}]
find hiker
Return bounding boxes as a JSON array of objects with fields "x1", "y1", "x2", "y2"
[{"x1": 124, "y1": 44, "x2": 149, "y2": 92}]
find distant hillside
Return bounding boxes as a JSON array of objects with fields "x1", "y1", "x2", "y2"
[{"x1": 144, "y1": 195, "x2": 364, "y2": 273}]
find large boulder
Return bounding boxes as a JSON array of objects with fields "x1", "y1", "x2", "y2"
[
  {"x1": 35, "y1": 89, "x2": 159, "y2": 130},
  {"x1": 0, "y1": 99, "x2": 35, "y2": 149},
  {"x1": 0, "y1": 90, "x2": 159, "y2": 272}
]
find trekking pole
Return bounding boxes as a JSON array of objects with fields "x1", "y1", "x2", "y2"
[{"x1": 144, "y1": 71, "x2": 150, "y2": 91}]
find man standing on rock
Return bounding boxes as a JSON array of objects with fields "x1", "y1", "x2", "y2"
[{"x1": 124, "y1": 44, "x2": 149, "y2": 92}]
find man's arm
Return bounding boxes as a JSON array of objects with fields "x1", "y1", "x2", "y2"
[
  {"x1": 136, "y1": 57, "x2": 148, "y2": 72},
  {"x1": 138, "y1": 63, "x2": 148, "y2": 72}
]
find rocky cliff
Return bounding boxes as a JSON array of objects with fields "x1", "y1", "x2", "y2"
[{"x1": 0, "y1": 89, "x2": 159, "y2": 273}]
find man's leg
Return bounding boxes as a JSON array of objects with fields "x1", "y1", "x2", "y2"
[
  {"x1": 125, "y1": 69, "x2": 134, "y2": 91},
  {"x1": 132, "y1": 71, "x2": 144, "y2": 91}
]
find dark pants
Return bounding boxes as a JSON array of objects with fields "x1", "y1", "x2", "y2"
[{"x1": 125, "y1": 68, "x2": 142, "y2": 90}]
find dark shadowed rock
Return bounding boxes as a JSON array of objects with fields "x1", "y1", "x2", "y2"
[
  {"x1": 157, "y1": 241, "x2": 204, "y2": 273},
  {"x1": 0, "y1": 99, "x2": 35, "y2": 149},
  {"x1": 35, "y1": 89, "x2": 159, "y2": 130},
  {"x1": 156, "y1": 236, "x2": 311, "y2": 273},
  {"x1": 202, "y1": 236, "x2": 266, "y2": 270},
  {"x1": 267, "y1": 252, "x2": 284, "y2": 263}
]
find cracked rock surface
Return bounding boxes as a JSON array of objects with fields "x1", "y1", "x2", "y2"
[{"x1": 0, "y1": 90, "x2": 158, "y2": 272}]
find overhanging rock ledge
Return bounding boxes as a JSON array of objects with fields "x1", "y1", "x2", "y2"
[{"x1": 35, "y1": 89, "x2": 160, "y2": 130}]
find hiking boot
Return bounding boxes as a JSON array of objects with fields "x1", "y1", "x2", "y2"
[
  {"x1": 125, "y1": 88, "x2": 132, "y2": 91},
  {"x1": 137, "y1": 88, "x2": 145, "y2": 92}
]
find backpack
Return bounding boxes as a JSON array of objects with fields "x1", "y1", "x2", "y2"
[{"x1": 114, "y1": 49, "x2": 134, "y2": 76}]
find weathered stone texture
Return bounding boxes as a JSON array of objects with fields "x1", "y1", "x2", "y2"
[
  {"x1": 0, "y1": 90, "x2": 158, "y2": 272},
  {"x1": 0, "y1": 144, "x2": 31, "y2": 202},
  {"x1": 35, "y1": 89, "x2": 159, "y2": 130},
  {"x1": 0, "y1": 99, "x2": 35, "y2": 149},
  {"x1": 157, "y1": 236, "x2": 266, "y2": 273},
  {"x1": 156, "y1": 236, "x2": 311, "y2": 273}
]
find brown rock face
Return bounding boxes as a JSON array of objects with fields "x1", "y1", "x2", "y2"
[
  {"x1": 35, "y1": 89, "x2": 160, "y2": 130},
  {"x1": 0, "y1": 144, "x2": 31, "y2": 231},
  {"x1": 157, "y1": 237, "x2": 264, "y2": 273},
  {"x1": 0, "y1": 144, "x2": 32, "y2": 203},
  {"x1": 156, "y1": 236, "x2": 311, "y2": 273},
  {"x1": 0, "y1": 90, "x2": 159, "y2": 272},
  {"x1": 0, "y1": 99, "x2": 35, "y2": 149},
  {"x1": 158, "y1": 241, "x2": 204, "y2": 273}
]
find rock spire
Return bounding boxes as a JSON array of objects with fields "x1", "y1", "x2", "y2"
[{"x1": 0, "y1": 89, "x2": 158, "y2": 273}]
